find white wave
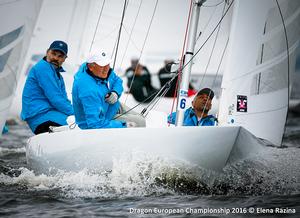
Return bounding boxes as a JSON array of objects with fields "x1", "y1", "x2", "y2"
[
  {"x1": 0, "y1": 168, "x2": 56, "y2": 190},
  {"x1": 0, "y1": 152, "x2": 188, "y2": 198},
  {"x1": 1, "y1": 146, "x2": 299, "y2": 198},
  {"x1": 0, "y1": 147, "x2": 26, "y2": 156}
]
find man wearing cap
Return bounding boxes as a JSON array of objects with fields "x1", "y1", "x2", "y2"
[
  {"x1": 21, "y1": 40, "x2": 74, "y2": 134},
  {"x1": 167, "y1": 88, "x2": 217, "y2": 126},
  {"x1": 72, "y1": 51, "x2": 134, "y2": 129}
]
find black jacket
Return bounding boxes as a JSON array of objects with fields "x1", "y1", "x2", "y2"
[{"x1": 125, "y1": 66, "x2": 157, "y2": 102}]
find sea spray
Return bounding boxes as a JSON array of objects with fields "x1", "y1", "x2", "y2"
[{"x1": 0, "y1": 145, "x2": 299, "y2": 198}]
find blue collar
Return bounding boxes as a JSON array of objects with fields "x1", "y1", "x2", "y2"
[
  {"x1": 187, "y1": 107, "x2": 216, "y2": 125},
  {"x1": 42, "y1": 57, "x2": 65, "y2": 78}
]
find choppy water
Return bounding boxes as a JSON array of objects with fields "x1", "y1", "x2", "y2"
[{"x1": 0, "y1": 114, "x2": 300, "y2": 217}]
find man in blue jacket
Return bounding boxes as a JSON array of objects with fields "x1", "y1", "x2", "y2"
[
  {"x1": 21, "y1": 40, "x2": 74, "y2": 134},
  {"x1": 168, "y1": 88, "x2": 217, "y2": 126},
  {"x1": 72, "y1": 51, "x2": 134, "y2": 129}
]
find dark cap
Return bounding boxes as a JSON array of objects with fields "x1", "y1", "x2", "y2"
[
  {"x1": 196, "y1": 88, "x2": 214, "y2": 99},
  {"x1": 49, "y1": 40, "x2": 68, "y2": 55}
]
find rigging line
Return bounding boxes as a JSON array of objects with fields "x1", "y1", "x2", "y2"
[
  {"x1": 143, "y1": 88, "x2": 170, "y2": 117},
  {"x1": 198, "y1": 0, "x2": 226, "y2": 88},
  {"x1": 187, "y1": 37, "x2": 228, "y2": 125},
  {"x1": 275, "y1": 0, "x2": 290, "y2": 147},
  {"x1": 196, "y1": 3, "x2": 217, "y2": 42},
  {"x1": 169, "y1": 0, "x2": 194, "y2": 119},
  {"x1": 120, "y1": 0, "x2": 233, "y2": 118},
  {"x1": 113, "y1": 87, "x2": 160, "y2": 120},
  {"x1": 111, "y1": 2, "x2": 131, "y2": 60},
  {"x1": 115, "y1": 73, "x2": 178, "y2": 120},
  {"x1": 111, "y1": 31, "x2": 119, "y2": 62},
  {"x1": 169, "y1": 0, "x2": 230, "y2": 123},
  {"x1": 124, "y1": 0, "x2": 159, "y2": 104},
  {"x1": 211, "y1": 37, "x2": 229, "y2": 90},
  {"x1": 66, "y1": 0, "x2": 78, "y2": 43},
  {"x1": 112, "y1": 0, "x2": 128, "y2": 69},
  {"x1": 96, "y1": 26, "x2": 119, "y2": 42},
  {"x1": 107, "y1": 0, "x2": 129, "y2": 59},
  {"x1": 141, "y1": 79, "x2": 178, "y2": 116},
  {"x1": 141, "y1": 84, "x2": 171, "y2": 116},
  {"x1": 202, "y1": 0, "x2": 224, "y2": 7},
  {"x1": 119, "y1": 0, "x2": 143, "y2": 69},
  {"x1": 89, "y1": 0, "x2": 106, "y2": 52},
  {"x1": 180, "y1": 0, "x2": 234, "y2": 75},
  {"x1": 120, "y1": 25, "x2": 142, "y2": 53},
  {"x1": 202, "y1": 37, "x2": 229, "y2": 121},
  {"x1": 192, "y1": 1, "x2": 233, "y2": 123}
]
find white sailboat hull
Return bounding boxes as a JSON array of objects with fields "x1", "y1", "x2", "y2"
[{"x1": 26, "y1": 126, "x2": 262, "y2": 174}]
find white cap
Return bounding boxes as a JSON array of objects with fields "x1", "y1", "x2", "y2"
[{"x1": 87, "y1": 51, "x2": 111, "y2": 66}]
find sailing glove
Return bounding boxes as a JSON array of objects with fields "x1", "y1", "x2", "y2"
[
  {"x1": 126, "y1": 121, "x2": 137, "y2": 128},
  {"x1": 105, "y1": 91, "x2": 118, "y2": 104}
]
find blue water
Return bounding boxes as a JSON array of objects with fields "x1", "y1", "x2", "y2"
[{"x1": 0, "y1": 114, "x2": 299, "y2": 217}]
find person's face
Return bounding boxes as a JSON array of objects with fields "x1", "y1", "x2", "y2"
[
  {"x1": 134, "y1": 64, "x2": 143, "y2": 76},
  {"x1": 192, "y1": 94, "x2": 212, "y2": 113},
  {"x1": 46, "y1": 49, "x2": 67, "y2": 67},
  {"x1": 89, "y1": 63, "x2": 110, "y2": 79}
]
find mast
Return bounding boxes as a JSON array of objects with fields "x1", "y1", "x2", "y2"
[{"x1": 175, "y1": 0, "x2": 205, "y2": 126}]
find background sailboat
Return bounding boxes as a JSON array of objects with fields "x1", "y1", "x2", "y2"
[
  {"x1": 0, "y1": 0, "x2": 42, "y2": 137},
  {"x1": 8, "y1": 0, "x2": 93, "y2": 119}
]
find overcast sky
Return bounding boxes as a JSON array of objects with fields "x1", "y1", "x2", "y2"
[{"x1": 24, "y1": 0, "x2": 231, "y2": 75}]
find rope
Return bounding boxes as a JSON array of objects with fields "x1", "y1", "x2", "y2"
[
  {"x1": 89, "y1": 0, "x2": 106, "y2": 52},
  {"x1": 117, "y1": 0, "x2": 234, "y2": 119},
  {"x1": 112, "y1": 0, "x2": 128, "y2": 69},
  {"x1": 197, "y1": 3, "x2": 228, "y2": 123},
  {"x1": 169, "y1": 0, "x2": 194, "y2": 123},
  {"x1": 202, "y1": 0, "x2": 224, "y2": 7},
  {"x1": 124, "y1": 0, "x2": 159, "y2": 104},
  {"x1": 120, "y1": 25, "x2": 142, "y2": 52},
  {"x1": 199, "y1": 37, "x2": 229, "y2": 122},
  {"x1": 143, "y1": 88, "x2": 170, "y2": 117},
  {"x1": 196, "y1": 3, "x2": 217, "y2": 42},
  {"x1": 198, "y1": 1, "x2": 226, "y2": 88},
  {"x1": 181, "y1": 0, "x2": 234, "y2": 72},
  {"x1": 211, "y1": 37, "x2": 229, "y2": 91},
  {"x1": 114, "y1": 72, "x2": 178, "y2": 119},
  {"x1": 169, "y1": 0, "x2": 234, "y2": 122},
  {"x1": 119, "y1": 0, "x2": 143, "y2": 69},
  {"x1": 275, "y1": 0, "x2": 290, "y2": 147}
]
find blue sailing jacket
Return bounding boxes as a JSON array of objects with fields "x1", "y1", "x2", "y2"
[
  {"x1": 72, "y1": 63, "x2": 125, "y2": 129},
  {"x1": 21, "y1": 58, "x2": 74, "y2": 132},
  {"x1": 168, "y1": 107, "x2": 217, "y2": 126}
]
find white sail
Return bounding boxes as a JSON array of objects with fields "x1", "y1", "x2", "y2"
[
  {"x1": 0, "y1": 0, "x2": 42, "y2": 136},
  {"x1": 218, "y1": 0, "x2": 300, "y2": 146},
  {"x1": 8, "y1": 0, "x2": 93, "y2": 118}
]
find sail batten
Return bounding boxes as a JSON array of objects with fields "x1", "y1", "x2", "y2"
[{"x1": 218, "y1": 0, "x2": 300, "y2": 146}]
